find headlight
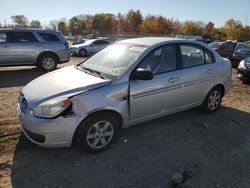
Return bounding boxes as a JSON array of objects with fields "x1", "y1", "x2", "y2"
[
  {"x1": 238, "y1": 59, "x2": 247, "y2": 70},
  {"x1": 31, "y1": 98, "x2": 72, "y2": 118},
  {"x1": 238, "y1": 58, "x2": 250, "y2": 70}
]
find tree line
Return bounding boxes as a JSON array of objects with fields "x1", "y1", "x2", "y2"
[{"x1": 1, "y1": 9, "x2": 250, "y2": 41}]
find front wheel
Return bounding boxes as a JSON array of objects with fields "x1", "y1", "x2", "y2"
[
  {"x1": 75, "y1": 113, "x2": 120, "y2": 153},
  {"x1": 201, "y1": 87, "x2": 223, "y2": 114}
]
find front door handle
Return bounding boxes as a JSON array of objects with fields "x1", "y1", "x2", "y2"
[{"x1": 168, "y1": 77, "x2": 179, "y2": 83}]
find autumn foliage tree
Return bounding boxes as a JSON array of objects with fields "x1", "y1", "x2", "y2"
[
  {"x1": 124, "y1": 9, "x2": 143, "y2": 34},
  {"x1": 4, "y1": 11, "x2": 250, "y2": 42}
]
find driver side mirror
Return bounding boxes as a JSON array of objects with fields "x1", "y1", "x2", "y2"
[
  {"x1": 90, "y1": 43, "x2": 94, "y2": 46},
  {"x1": 133, "y1": 68, "x2": 153, "y2": 80}
]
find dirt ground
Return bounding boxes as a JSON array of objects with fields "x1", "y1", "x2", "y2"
[{"x1": 0, "y1": 58, "x2": 250, "y2": 188}]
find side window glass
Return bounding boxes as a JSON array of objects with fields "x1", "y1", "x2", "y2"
[
  {"x1": 38, "y1": 32, "x2": 60, "y2": 41},
  {"x1": 180, "y1": 45, "x2": 205, "y2": 68},
  {"x1": 0, "y1": 33, "x2": 7, "y2": 43},
  {"x1": 138, "y1": 45, "x2": 176, "y2": 74},
  {"x1": 11, "y1": 32, "x2": 38, "y2": 42},
  {"x1": 204, "y1": 49, "x2": 214, "y2": 64}
]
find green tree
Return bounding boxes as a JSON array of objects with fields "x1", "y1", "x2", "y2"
[
  {"x1": 30, "y1": 20, "x2": 41, "y2": 28},
  {"x1": 92, "y1": 13, "x2": 115, "y2": 35},
  {"x1": 11, "y1": 15, "x2": 28, "y2": 28},
  {"x1": 68, "y1": 16, "x2": 86, "y2": 36},
  {"x1": 181, "y1": 20, "x2": 204, "y2": 36}
]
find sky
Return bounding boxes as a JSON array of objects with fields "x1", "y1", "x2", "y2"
[{"x1": 0, "y1": 0, "x2": 250, "y2": 27}]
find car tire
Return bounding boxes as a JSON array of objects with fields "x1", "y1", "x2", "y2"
[
  {"x1": 79, "y1": 49, "x2": 87, "y2": 57},
  {"x1": 38, "y1": 54, "x2": 58, "y2": 72},
  {"x1": 75, "y1": 112, "x2": 120, "y2": 153},
  {"x1": 201, "y1": 86, "x2": 223, "y2": 114}
]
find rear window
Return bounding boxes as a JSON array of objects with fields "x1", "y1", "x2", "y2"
[
  {"x1": 0, "y1": 32, "x2": 7, "y2": 43},
  {"x1": 38, "y1": 32, "x2": 60, "y2": 41},
  {"x1": 10, "y1": 32, "x2": 38, "y2": 43}
]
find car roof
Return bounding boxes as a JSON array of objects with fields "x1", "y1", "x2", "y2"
[
  {"x1": 117, "y1": 37, "x2": 184, "y2": 46},
  {"x1": 0, "y1": 28, "x2": 58, "y2": 33}
]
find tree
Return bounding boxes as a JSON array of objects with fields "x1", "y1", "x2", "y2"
[
  {"x1": 30, "y1": 20, "x2": 41, "y2": 28},
  {"x1": 224, "y1": 19, "x2": 243, "y2": 39},
  {"x1": 68, "y1": 16, "x2": 86, "y2": 36},
  {"x1": 124, "y1": 9, "x2": 143, "y2": 34},
  {"x1": 58, "y1": 21, "x2": 67, "y2": 35},
  {"x1": 117, "y1": 12, "x2": 125, "y2": 34},
  {"x1": 202, "y1": 21, "x2": 216, "y2": 39},
  {"x1": 181, "y1": 20, "x2": 204, "y2": 36},
  {"x1": 92, "y1": 13, "x2": 115, "y2": 35},
  {"x1": 11, "y1": 15, "x2": 28, "y2": 28},
  {"x1": 49, "y1": 20, "x2": 59, "y2": 30}
]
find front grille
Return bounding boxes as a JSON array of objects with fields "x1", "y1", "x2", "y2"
[{"x1": 19, "y1": 95, "x2": 28, "y2": 114}]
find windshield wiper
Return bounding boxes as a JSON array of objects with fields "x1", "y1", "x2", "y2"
[{"x1": 78, "y1": 65, "x2": 105, "y2": 79}]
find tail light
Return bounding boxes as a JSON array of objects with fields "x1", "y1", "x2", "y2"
[{"x1": 64, "y1": 43, "x2": 69, "y2": 49}]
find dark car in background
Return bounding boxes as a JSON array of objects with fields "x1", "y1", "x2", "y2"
[
  {"x1": 0, "y1": 28, "x2": 70, "y2": 71},
  {"x1": 237, "y1": 57, "x2": 250, "y2": 83},
  {"x1": 209, "y1": 41, "x2": 237, "y2": 58}
]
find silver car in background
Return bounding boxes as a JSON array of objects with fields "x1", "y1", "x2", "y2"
[
  {"x1": 0, "y1": 28, "x2": 70, "y2": 71},
  {"x1": 69, "y1": 39, "x2": 109, "y2": 57},
  {"x1": 18, "y1": 37, "x2": 231, "y2": 153}
]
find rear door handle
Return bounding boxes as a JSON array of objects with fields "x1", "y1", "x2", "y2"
[{"x1": 168, "y1": 77, "x2": 179, "y2": 83}]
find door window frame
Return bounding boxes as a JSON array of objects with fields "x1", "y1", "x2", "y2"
[
  {"x1": 130, "y1": 43, "x2": 181, "y2": 79},
  {"x1": 177, "y1": 43, "x2": 215, "y2": 69}
]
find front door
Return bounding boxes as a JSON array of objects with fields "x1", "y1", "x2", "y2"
[{"x1": 129, "y1": 44, "x2": 183, "y2": 122}]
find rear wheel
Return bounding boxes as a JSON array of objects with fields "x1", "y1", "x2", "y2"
[
  {"x1": 75, "y1": 112, "x2": 120, "y2": 153},
  {"x1": 201, "y1": 87, "x2": 223, "y2": 114},
  {"x1": 38, "y1": 54, "x2": 58, "y2": 71}
]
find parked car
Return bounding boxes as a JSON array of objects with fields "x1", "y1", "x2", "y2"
[
  {"x1": 232, "y1": 42, "x2": 250, "y2": 61},
  {"x1": 175, "y1": 35, "x2": 205, "y2": 43},
  {"x1": 69, "y1": 39, "x2": 109, "y2": 57},
  {"x1": 72, "y1": 38, "x2": 88, "y2": 45},
  {"x1": 237, "y1": 57, "x2": 250, "y2": 83},
  {"x1": 0, "y1": 28, "x2": 70, "y2": 71},
  {"x1": 18, "y1": 37, "x2": 231, "y2": 153},
  {"x1": 208, "y1": 41, "x2": 237, "y2": 58}
]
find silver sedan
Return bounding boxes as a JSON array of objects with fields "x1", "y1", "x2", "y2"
[
  {"x1": 69, "y1": 39, "x2": 109, "y2": 57},
  {"x1": 18, "y1": 37, "x2": 232, "y2": 153}
]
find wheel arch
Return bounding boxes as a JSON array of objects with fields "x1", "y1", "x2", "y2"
[
  {"x1": 36, "y1": 51, "x2": 60, "y2": 64},
  {"x1": 79, "y1": 48, "x2": 87, "y2": 56},
  {"x1": 72, "y1": 109, "x2": 123, "y2": 145}
]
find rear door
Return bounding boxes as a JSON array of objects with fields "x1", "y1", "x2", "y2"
[
  {"x1": 176, "y1": 43, "x2": 217, "y2": 106},
  {"x1": 9, "y1": 31, "x2": 40, "y2": 64},
  {"x1": 0, "y1": 32, "x2": 12, "y2": 64}
]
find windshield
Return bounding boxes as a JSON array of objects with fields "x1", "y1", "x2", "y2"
[
  {"x1": 208, "y1": 42, "x2": 222, "y2": 49},
  {"x1": 81, "y1": 43, "x2": 147, "y2": 78},
  {"x1": 82, "y1": 39, "x2": 96, "y2": 45}
]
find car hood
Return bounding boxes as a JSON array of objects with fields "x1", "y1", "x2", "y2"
[{"x1": 22, "y1": 66, "x2": 111, "y2": 109}]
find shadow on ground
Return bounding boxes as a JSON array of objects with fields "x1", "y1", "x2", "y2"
[
  {"x1": 0, "y1": 68, "x2": 44, "y2": 88},
  {"x1": 10, "y1": 106, "x2": 250, "y2": 188}
]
